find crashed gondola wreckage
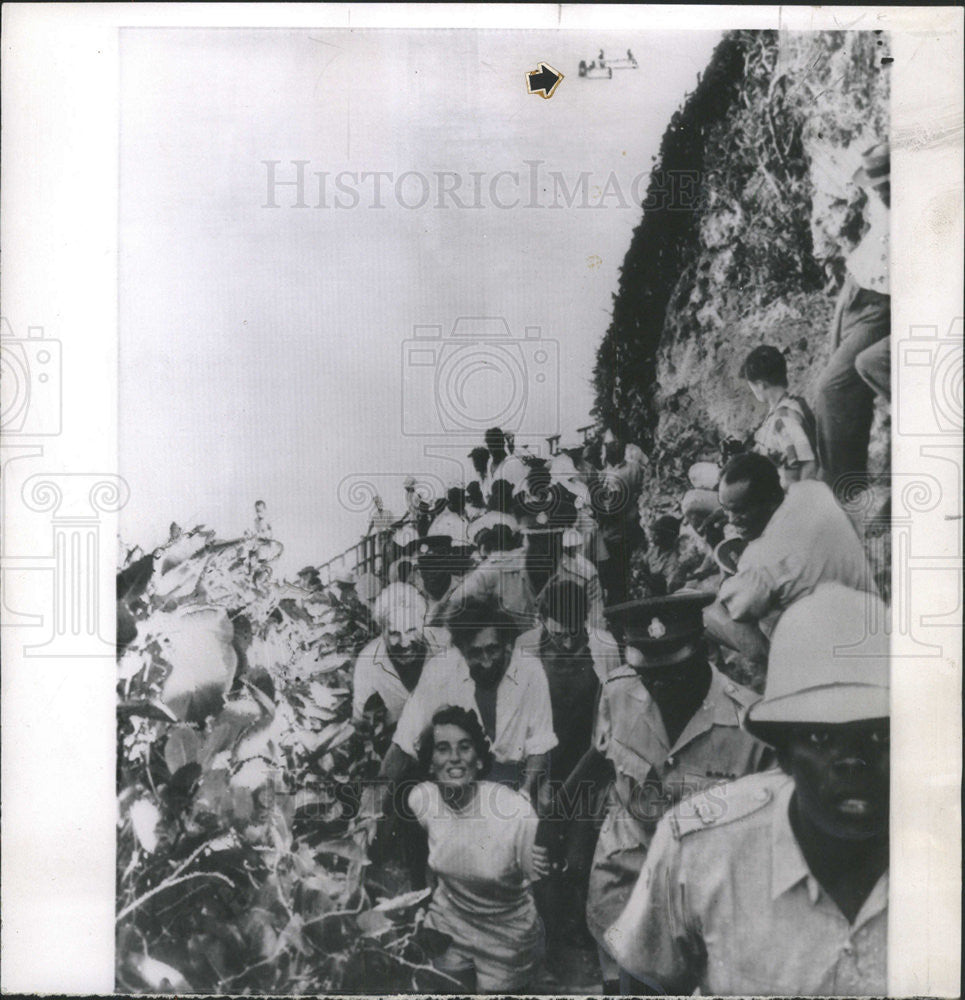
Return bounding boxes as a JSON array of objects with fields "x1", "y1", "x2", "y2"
[{"x1": 579, "y1": 49, "x2": 638, "y2": 79}]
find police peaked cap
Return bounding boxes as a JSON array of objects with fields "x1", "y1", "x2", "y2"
[{"x1": 604, "y1": 590, "x2": 715, "y2": 648}]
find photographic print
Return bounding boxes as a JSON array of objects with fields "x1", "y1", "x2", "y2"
[{"x1": 2, "y1": 6, "x2": 961, "y2": 997}]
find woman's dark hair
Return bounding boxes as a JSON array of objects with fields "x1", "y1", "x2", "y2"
[
  {"x1": 446, "y1": 598, "x2": 519, "y2": 653},
  {"x1": 740, "y1": 345, "x2": 788, "y2": 387},
  {"x1": 721, "y1": 452, "x2": 784, "y2": 507},
  {"x1": 416, "y1": 704, "x2": 493, "y2": 778}
]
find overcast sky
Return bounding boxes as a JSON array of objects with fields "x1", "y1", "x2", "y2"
[{"x1": 119, "y1": 27, "x2": 721, "y2": 575}]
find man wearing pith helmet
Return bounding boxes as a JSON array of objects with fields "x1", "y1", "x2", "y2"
[
  {"x1": 606, "y1": 583, "x2": 890, "y2": 996},
  {"x1": 584, "y1": 590, "x2": 772, "y2": 992}
]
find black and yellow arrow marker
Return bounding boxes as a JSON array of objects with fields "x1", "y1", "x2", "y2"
[{"x1": 526, "y1": 62, "x2": 563, "y2": 99}]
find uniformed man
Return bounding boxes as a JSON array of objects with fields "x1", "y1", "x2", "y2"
[
  {"x1": 387, "y1": 517, "x2": 473, "y2": 651},
  {"x1": 517, "y1": 577, "x2": 620, "y2": 960},
  {"x1": 606, "y1": 583, "x2": 889, "y2": 996},
  {"x1": 595, "y1": 430, "x2": 646, "y2": 605},
  {"x1": 585, "y1": 591, "x2": 773, "y2": 991},
  {"x1": 413, "y1": 519, "x2": 474, "y2": 654},
  {"x1": 444, "y1": 480, "x2": 603, "y2": 629}
]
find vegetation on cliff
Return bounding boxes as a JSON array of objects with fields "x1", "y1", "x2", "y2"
[{"x1": 593, "y1": 30, "x2": 890, "y2": 495}]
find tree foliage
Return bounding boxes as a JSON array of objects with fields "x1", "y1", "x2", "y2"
[
  {"x1": 116, "y1": 528, "x2": 453, "y2": 994},
  {"x1": 592, "y1": 32, "x2": 747, "y2": 445}
]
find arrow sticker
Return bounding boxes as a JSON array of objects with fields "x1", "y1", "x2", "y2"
[{"x1": 526, "y1": 62, "x2": 563, "y2": 100}]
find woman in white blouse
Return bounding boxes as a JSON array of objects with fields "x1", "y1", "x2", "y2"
[{"x1": 407, "y1": 705, "x2": 551, "y2": 993}]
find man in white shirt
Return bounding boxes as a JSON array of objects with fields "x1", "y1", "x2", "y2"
[
  {"x1": 380, "y1": 598, "x2": 558, "y2": 800},
  {"x1": 482, "y1": 427, "x2": 528, "y2": 501},
  {"x1": 703, "y1": 453, "x2": 874, "y2": 666},
  {"x1": 351, "y1": 583, "x2": 430, "y2": 730}
]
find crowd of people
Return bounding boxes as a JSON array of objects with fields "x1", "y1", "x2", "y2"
[{"x1": 287, "y1": 140, "x2": 892, "y2": 994}]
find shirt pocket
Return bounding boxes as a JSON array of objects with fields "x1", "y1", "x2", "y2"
[{"x1": 610, "y1": 732, "x2": 658, "y2": 787}]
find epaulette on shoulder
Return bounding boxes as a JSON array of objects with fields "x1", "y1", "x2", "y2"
[
  {"x1": 720, "y1": 677, "x2": 760, "y2": 709},
  {"x1": 669, "y1": 774, "x2": 777, "y2": 841}
]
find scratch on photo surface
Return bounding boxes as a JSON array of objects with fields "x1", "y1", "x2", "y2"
[
  {"x1": 313, "y1": 56, "x2": 342, "y2": 99},
  {"x1": 831, "y1": 11, "x2": 869, "y2": 30}
]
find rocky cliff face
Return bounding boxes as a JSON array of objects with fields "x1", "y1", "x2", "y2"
[{"x1": 594, "y1": 30, "x2": 890, "y2": 506}]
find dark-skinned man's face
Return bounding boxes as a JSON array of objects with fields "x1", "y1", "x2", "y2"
[
  {"x1": 418, "y1": 555, "x2": 454, "y2": 601},
  {"x1": 719, "y1": 478, "x2": 780, "y2": 542},
  {"x1": 542, "y1": 615, "x2": 588, "y2": 654},
  {"x1": 784, "y1": 720, "x2": 890, "y2": 840},
  {"x1": 624, "y1": 642, "x2": 706, "y2": 703}
]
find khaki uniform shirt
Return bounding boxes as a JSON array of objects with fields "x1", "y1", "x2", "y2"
[
  {"x1": 586, "y1": 666, "x2": 771, "y2": 944},
  {"x1": 445, "y1": 548, "x2": 604, "y2": 628},
  {"x1": 606, "y1": 771, "x2": 887, "y2": 996}
]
